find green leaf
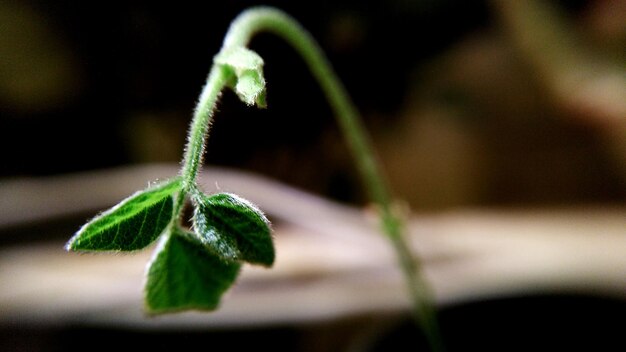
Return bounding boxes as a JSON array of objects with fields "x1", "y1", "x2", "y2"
[
  {"x1": 66, "y1": 177, "x2": 182, "y2": 251},
  {"x1": 214, "y1": 47, "x2": 267, "y2": 107},
  {"x1": 145, "y1": 228, "x2": 241, "y2": 313},
  {"x1": 193, "y1": 192, "x2": 274, "y2": 266}
]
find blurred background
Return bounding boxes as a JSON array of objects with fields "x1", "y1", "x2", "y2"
[
  {"x1": 1, "y1": 0, "x2": 625, "y2": 351},
  {"x1": 1, "y1": 0, "x2": 625, "y2": 207}
]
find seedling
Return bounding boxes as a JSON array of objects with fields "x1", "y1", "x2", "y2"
[{"x1": 66, "y1": 6, "x2": 442, "y2": 351}]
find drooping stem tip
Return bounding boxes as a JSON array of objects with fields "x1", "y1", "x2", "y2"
[{"x1": 179, "y1": 7, "x2": 443, "y2": 351}]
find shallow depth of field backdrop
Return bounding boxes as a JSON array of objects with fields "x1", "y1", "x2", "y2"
[
  {"x1": 1, "y1": 0, "x2": 625, "y2": 351},
  {"x1": 2, "y1": 1, "x2": 625, "y2": 207}
]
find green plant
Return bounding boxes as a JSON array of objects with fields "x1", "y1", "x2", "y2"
[{"x1": 66, "y1": 6, "x2": 442, "y2": 351}]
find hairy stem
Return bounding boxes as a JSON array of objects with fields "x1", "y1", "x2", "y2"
[
  {"x1": 179, "y1": 6, "x2": 442, "y2": 350},
  {"x1": 181, "y1": 66, "x2": 229, "y2": 188},
  {"x1": 175, "y1": 66, "x2": 230, "y2": 217}
]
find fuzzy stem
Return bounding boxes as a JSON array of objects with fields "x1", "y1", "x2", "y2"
[
  {"x1": 176, "y1": 7, "x2": 442, "y2": 350},
  {"x1": 181, "y1": 66, "x2": 228, "y2": 187},
  {"x1": 176, "y1": 66, "x2": 230, "y2": 216},
  {"x1": 222, "y1": 7, "x2": 443, "y2": 351}
]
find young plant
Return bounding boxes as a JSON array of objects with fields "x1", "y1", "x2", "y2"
[{"x1": 67, "y1": 6, "x2": 442, "y2": 351}]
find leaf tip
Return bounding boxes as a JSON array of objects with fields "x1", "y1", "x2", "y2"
[
  {"x1": 64, "y1": 229, "x2": 85, "y2": 251},
  {"x1": 64, "y1": 238, "x2": 75, "y2": 252}
]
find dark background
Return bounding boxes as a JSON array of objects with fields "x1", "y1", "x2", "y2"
[
  {"x1": 0, "y1": 0, "x2": 489, "y2": 202},
  {"x1": 3, "y1": 0, "x2": 623, "y2": 209}
]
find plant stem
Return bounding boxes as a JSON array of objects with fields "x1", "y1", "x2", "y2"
[
  {"x1": 222, "y1": 7, "x2": 443, "y2": 351},
  {"x1": 176, "y1": 66, "x2": 230, "y2": 216},
  {"x1": 226, "y1": 8, "x2": 390, "y2": 212},
  {"x1": 179, "y1": 6, "x2": 442, "y2": 350}
]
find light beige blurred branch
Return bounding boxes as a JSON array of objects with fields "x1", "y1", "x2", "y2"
[{"x1": 0, "y1": 164, "x2": 625, "y2": 327}]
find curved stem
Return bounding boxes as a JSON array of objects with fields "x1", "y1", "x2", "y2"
[
  {"x1": 175, "y1": 65, "x2": 230, "y2": 216},
  {"x1": 223, "y1": 9, "x2": 390, "y2": 208},
  {"x1": 181, "y1": 66, "x2": 229, "y2": 188},
  {"x1": 178, "y1": 6, "x2": 442, "y2": 350},
  {"x1": 222, "y1": 7, "x2": 443, "y2": 351}
]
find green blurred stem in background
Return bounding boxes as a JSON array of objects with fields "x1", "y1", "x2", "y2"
[{"x1": 180, "y1": 6, "x2": 443, "y2": 351}]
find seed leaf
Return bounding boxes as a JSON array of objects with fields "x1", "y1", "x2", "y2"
[
  {"x1": 214, "y1": 47, "x2": 267, "y2": 107},
  {"x1": 145, "y1": 228, "x2": 241, "y2": 313},
  {"x1": 66, "y1": 177, "x2": 182, "y2": 251},
  {"x1": 193, "y1": 192, "x2": 274, "y2": 266}
]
